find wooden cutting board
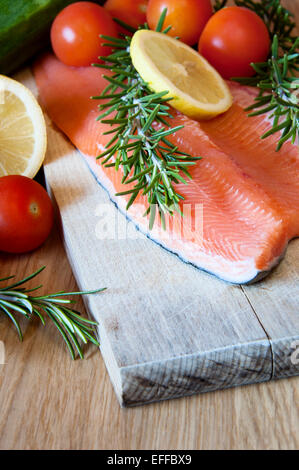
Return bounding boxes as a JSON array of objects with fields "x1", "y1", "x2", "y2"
[{"x1": 17, "y1": 69, "x2": 299, "y2": 407}]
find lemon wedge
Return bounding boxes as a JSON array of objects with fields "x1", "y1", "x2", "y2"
[
  {"x1": 130, "y1": 30, "x2": 233, "y2": 120},
  {"x1": 0, "y1": 75, "x2": 47, "y2": 178}
]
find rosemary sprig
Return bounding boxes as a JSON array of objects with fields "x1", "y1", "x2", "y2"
[
  {"x1": 93, "y1": 11, "x2": 201, "y2": 229},
  {"x1": 0, "y1": 267, "x2": 104, "y2": 360},
  {"x1": 236, "y1": 35, "x2": 298, "y2": 150},
  {"x1": 215, "y1": 0, "x2": 298, "y2": 150}
]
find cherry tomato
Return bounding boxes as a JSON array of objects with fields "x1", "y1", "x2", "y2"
[
  {"x1": 0, "y1": 176, "x2": 54, "y2": 254},
  {"x1": 51, "y1": 1, "x2": 118, "y2": 67},
  {"x1": 198, "y1": 6, "x2": 270, "y2": 79},
  {"x1": 104, "y1": 0, "x2": 148, "y2": 31},
  {"x1": 146, "y1": 0, "x2": 213, "y2": 45}
]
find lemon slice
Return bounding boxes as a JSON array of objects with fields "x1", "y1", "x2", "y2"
[
  {"x1": 130, "y1": 30, "x2": 233, "y2": 120},
  {"x1": 0, "y1": 75, "x2": 47, "y2": 178}
]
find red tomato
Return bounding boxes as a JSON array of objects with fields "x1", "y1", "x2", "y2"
[
  {"x1": 198, "y1": 7, "x2": 270, "y2": 79},
  {"x1": 104, "y1": 0, "x2": 148, "y2": 31},
  {"x1": 0, "y1": 176, "x2": 54, "y2": 254},
  {"x1": 146, "y1": 0, "x2": 213, "y2": 45},
  {"x1": 51, "y1": 1, "x2": 118, "y2": 67}
]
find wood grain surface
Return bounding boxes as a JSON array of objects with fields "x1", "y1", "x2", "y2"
[{"x1": 0, "y1": 0, "x2": 298, "y2": 450}]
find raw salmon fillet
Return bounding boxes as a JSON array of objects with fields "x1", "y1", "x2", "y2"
[{"x1": 33, "y1": 54, "x2": 299, "y2": 284}]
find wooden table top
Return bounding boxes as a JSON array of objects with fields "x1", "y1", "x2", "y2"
[{"x1": 0, "y1": 0, "x2": 298, "y2": 450}]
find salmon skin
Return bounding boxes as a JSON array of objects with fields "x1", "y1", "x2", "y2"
[{"x1": 33, "y1": 54, "x2": 299, "y2": 284}]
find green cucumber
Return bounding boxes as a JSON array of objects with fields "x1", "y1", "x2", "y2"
[{"x1": 0, "y1": 0, "x2": 105, "y2": 75}]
